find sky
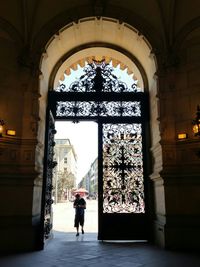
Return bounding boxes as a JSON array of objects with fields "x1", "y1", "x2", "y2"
[
  {"x1": 57, "y1": 62, "x2": 140, "y2": 90},
  {"x1": 55, "y1": 121, "x2": 98, "y2": 184}
]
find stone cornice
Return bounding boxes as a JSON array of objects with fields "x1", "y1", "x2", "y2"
[
  {"x1": 0, "y1": 170, "x2": 41, "y2": 185},
  {"x1": 0, "y1": 137, "x2": 39, "y2": 146},
  {"x1": 159, "y1": 168, "x2": 200, "y2": 185}
]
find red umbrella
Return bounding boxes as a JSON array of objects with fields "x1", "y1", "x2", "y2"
[{"x1": 73, "y1": 188, "x2": 88, "y2": 197}]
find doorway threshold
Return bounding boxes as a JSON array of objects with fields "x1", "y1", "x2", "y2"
[{"x1": 101, "y1": 240, "x2": 148, "y2": 243}]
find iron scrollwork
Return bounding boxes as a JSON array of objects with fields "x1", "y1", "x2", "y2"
[
  {"x1": 52, "y1": 60, "x2": 146, "y2": 217},
  {"x1": 56, "y1": 60, "x2": 140, "y2": 93},
  {"x1": 44, "y1": 113, "x2": 57, "y2": 239},
  {"x1": 56, "y1": 101, "x2": 141, "y2": 118},
  {"x1": 103, "y1": 123, "x2": 145, "y2": 213}
]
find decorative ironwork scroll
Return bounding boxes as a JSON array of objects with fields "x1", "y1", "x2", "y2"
[
  {"x1": 56, "y1": 101, "x2": 141, "y2": 118},
  {"x1": 56, "y1": 60, "x2": 140, "y2": 93},
  {"x1": 44, "y1": 112, "x2": 57, "y2": 239},
  {"x1": 103, "y1": 123, "x2": 145, "y2": 213}
]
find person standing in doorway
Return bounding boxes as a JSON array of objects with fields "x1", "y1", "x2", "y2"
[{"x1": 73, "y1": 193, "x2": 86, "y2": 236}]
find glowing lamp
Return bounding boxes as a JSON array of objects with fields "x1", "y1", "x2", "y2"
[
  {"x1": 192, "y1": 105, "x2": 200, "y2": 136},
  {"x1": 177, "y1": 133, "x2": 188, "y2": 140},
  {"x1": 0, "y1": 120, "x2": 5, "y2": 137},
  {"x1": 6, "y1": 129, "x2": 16, "y2": 136}
]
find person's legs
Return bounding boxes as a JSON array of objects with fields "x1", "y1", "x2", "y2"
[
  {"x1": 76, "y1": 226, "x2": 79, "y2": 236},
  {"x1": 74, "y1": 215, "x2": 79, "y2": 236},
  {"x1": 80, "y1": 215, "x2": 84, "y2": 234}
]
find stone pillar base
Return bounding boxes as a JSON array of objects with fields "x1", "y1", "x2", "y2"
[
  {"x1": 165, "y1": 222, "x2": 200, "y2": 250},
  {"x1": 0, "y1": 224, "x2": 42, "y2": 252},
  {"x1": 154, "y1": 217, "x2": 200, "y2": 250},
  {"x1": 154, "y1": 220, "x2": 165, "y2": 248}
]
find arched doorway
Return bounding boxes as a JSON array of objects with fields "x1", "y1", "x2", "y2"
[{"x1": 38, "y1": 17, "x2": 159, "y2": 248}]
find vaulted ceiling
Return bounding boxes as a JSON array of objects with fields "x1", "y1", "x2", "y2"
[{"x1": 0, "y1": 0, "x2": 199, "y2": 70}]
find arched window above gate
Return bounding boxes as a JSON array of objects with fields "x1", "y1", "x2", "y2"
[
  {"x1": 55, "y1": 59, "x2": 143, "y2": 93},
  {"x1": 50, "y1": 59, "x2": 146, "y2": 120}
]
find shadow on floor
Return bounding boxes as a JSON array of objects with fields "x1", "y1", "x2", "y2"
[{"x1": 0, "y1": 231, "x2": 200, "y2": 267}]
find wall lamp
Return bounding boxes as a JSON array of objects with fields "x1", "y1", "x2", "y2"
[
  {"x1": 192, "y1": 105, "x2": 200, "y2": 158},
  {"x1": 177, "y1": 133, "x2": 188, "y2": 140},
  {"x1": 6, "y1": 129, "x2": 16, "y2": 136},
  {"x1": 192, "y1": 105, "x2": 200, "y2": 136},
  {"x1": 0, "y1": 119, "x2": 5, "y2": 137}
]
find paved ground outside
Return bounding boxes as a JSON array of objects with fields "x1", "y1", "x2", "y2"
[{"x1": 53, "y1": 199, "x2": 98, "y2": 235}]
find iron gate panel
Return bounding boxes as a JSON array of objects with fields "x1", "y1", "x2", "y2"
[
  {"x1": 102, "y1": 123, "x2": 145, "y2": 214},
  {"x1": 98, "y1": 122, "x2": 148, "y2": 240},
  {"x1": 40, "y1": 110, "x2": 57, "y2": 248}
]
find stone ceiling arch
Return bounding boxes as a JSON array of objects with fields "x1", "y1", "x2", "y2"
[
  {"x1": 0, "y1": 17, "x2": 23, "y2": 46},
  {"x1": 40, "y1": 17, "x2": 157, "y2": 93},
  {"x1": 174, "y1": 17, "x2": 200, "y2": 50}
]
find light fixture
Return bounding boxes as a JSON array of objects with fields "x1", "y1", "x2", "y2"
[
  {"x1": 6, "y1": 129, "x2": 16, "y2": 136},
  {"x1": 177, "y1": 133, "x2": 188, "y2": 140},
  {"x1": 0, "y1": 119, "x2": 5, "y2": 137},
  {"x1": 192, "y1": 105, "x2": 200, "y2": 136}
]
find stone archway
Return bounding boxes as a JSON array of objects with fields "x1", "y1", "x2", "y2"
[{"x1": 38, "y1": 17, "x2": 161, "y2": 246}]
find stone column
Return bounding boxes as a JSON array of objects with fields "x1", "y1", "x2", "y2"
[
  {"x1": 151, "y1": 54, "x2": 200, "y2": 249},
  {"x1": 0, "y1": 51, "x2": 44, "y2": 251}
]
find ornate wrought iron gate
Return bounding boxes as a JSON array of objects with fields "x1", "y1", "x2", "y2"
[
  {"x1": 40, "y1": 110, "x2": 57, "y2": 248},
  {"x1": 48, "y1": 60, "x2": 150, "y2": 241},
  {"x1": 98, "y1": 122, "x2": 148, "y2": 239}
]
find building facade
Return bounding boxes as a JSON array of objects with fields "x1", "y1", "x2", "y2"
[
  {"x1": 54, "y1": 139, "x2": 77, "y2": 177},
  {"x1": 78, "y1": 158, "x2": 98, "y2": 198},
  {"x1": 53, "y1": 139, "x2": 77, "y2": 202}
]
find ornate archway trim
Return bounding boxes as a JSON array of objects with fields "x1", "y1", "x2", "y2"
[
  {"x1": 52, "y1": 46, "x2": 146, "y2": 90},
  {"x1": 39, "y1": 18, "x2": 156, "y2": 93},
  {"x1": 48, "y1": 42, "x2": 149, "y2": 92}
]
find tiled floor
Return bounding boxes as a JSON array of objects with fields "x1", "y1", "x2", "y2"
[
  {"x1": 1, "y1": 203, "x2": 199, "y2": 267},
  {"x1": 0, "y1": 231, "x2": 200, "y2": 267}
]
